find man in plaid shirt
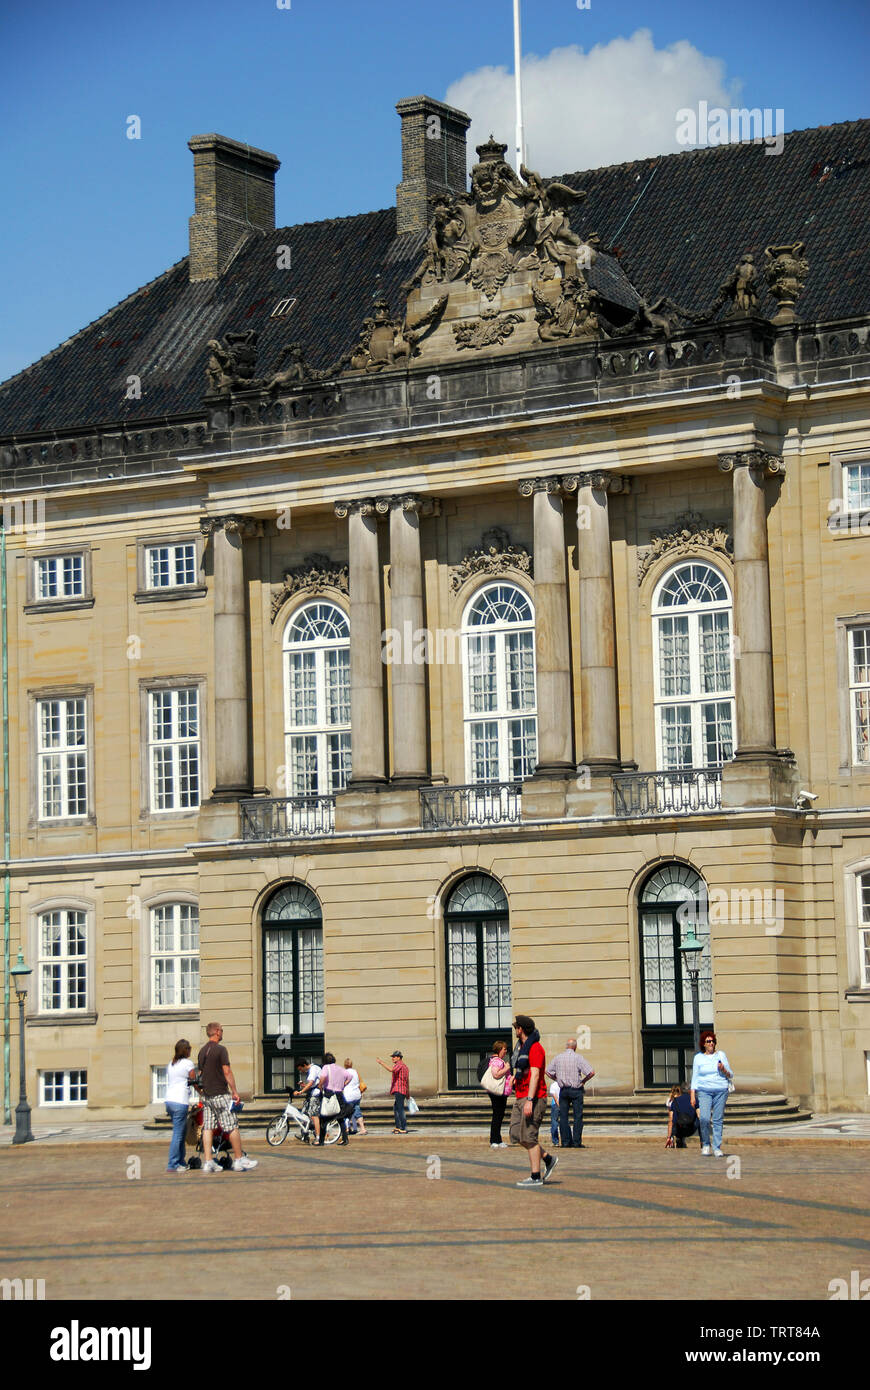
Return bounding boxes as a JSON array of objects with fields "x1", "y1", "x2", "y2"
[{"x1": 546, "y1": 1038, "x2": 595, "y2": 1148}]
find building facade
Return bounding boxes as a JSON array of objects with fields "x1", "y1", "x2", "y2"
[{"x1": 1, "y1": 100, "x2": 869, "y2": 1119}]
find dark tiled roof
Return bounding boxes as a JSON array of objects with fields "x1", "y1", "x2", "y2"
[{"x1": 1, "y1": 119, "x2": 867, "y2": 438}]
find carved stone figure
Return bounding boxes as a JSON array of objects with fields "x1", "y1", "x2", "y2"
[
  {"x1": 204, "y1": 331, "x2": 260, "y2": 393},
  {"x1": 402, "y1": 197, "x2": 473, "y2": 291},
  {"x1": 513, "y1": 166, "x2": 587, "y2": 280},
  {"x1": 266, "y1": 342, "x2": 323, "y2": 393},
  {"x1": 614, "y1": 295, "x2": 687, "y2": 340},
  {"x1": 271, "y1": 553, "x2": 349, "y2": 621},
  {"x1": 764, "y1": 241, "x2": 809, "y2": 323},
  {"x1": 343, "y1": 295, "x2": 447, "y2": 371},
  {"x1": 452, "y1": 308, "x2": 523, "y2": 351},
  {"x1": 532, "y1": 276, "x2": 603, "y2": 341}
]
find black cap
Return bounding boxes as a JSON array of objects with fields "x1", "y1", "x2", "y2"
[{"x1": 391, "y1": 1050, "x2": 403, "y2": 1058}]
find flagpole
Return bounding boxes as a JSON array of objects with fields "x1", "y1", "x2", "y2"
[{"x1": 513, "y1": 0, "x2": 525, "y2": 171}]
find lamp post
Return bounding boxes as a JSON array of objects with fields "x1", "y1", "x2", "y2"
[
  {"x1": 678, "y1": 926, "x2": 704, "y2": 1059},
  {"x1": 11, "y1": 951, "x2": 33, "y2": 1145}
]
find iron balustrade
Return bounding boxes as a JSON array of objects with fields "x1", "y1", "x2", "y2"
[
  {"x1": 420, "y1": 782, "x2": 522, "y2": 829},
  {"x1": 612, "y1": 767, "x2": 722, "y2": 817},
  {"x1": 241, "y1": 795, "x2": 336, "y2": 840}
]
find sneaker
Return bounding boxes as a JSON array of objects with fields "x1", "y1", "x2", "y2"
[
  {"x1": 173, "y1": 1164, "x2": 188, "y2": 1172},
  {"x1": 542, "y1": 1153, "x2": 559, "y2": 1184},
  {"x1": 201, "y1": 1159, "x2": 220, "y2": 1172},
  {"x1": 701, "y1": 1145, "x2": 711, "y2": 1156},
  {"x1": 713, "y1": 1148, "x2": 724, "y2": 1158},
  {"x1": 516, "y1": 1175, "x2": 544, "y2": 1188},
  {"x1": 232, "y1": 1156, "x2": 258, "y2": 1171},
  {"x1": 491, "y1": 1143, "x2": 507, "y2": 1149}
]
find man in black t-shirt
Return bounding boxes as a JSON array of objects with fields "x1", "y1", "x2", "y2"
[{"x1": 197, "y1": 1023, "x2": 257, "y2": 1172}]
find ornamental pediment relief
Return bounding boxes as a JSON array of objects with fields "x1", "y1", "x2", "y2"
[
  {"x1": 637, "y1": 511, "x2": 732, "y2": 583},
  {"x1": 450, "y1": 527, "x2": 532, "y2": 592},
  {"x1": 270, "y1": 553, "x2": 349, "y2": 621}
]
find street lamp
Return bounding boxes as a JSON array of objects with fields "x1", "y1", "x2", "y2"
[
  {"x1": 10, "y1": 951, "x2": 33, "y2": 1145},
  {"x1": 678, "y1": 926, "x2": 704, "y2": 1058}
]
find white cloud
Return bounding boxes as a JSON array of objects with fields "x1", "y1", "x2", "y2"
[{"x1": 445, "y1": 29, "x2": 742, "y2": 175}]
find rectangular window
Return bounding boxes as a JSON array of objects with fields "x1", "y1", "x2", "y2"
[
  {"x1": 844, "y1": 462, "x2": 870, "y2": 514},
  {"x1": 699, "y1": 612, "x2": 732, "y2": 694},
  {"x1": 469, "y1": 720, "x2": 500, "y2": 783},
  {"x1": 448, "y1": 922, "x2": 479, "y2": 1030},
  {"x1": 505, "y1": 631, "x2": 536, "y2": 710},
  {"x1": 35, "y1": 555, "x2": 84, "y2": 600},
  {"x1": 702, "y1": 701, "x2": 734, "y2": 764},
  {"x1": 151, "y1": 1066, "x2": 168, "y2": 1102},
  {"x1": 38, "y1": 909, "x2": 87, "y2": 1011},
  {"x1": 145, "y1": 543, "x2": 197, "y2": 589},
  {"x1": 859, "y1": 874, "x2": 870, "y2": 989},
  {"x1": 508, "y1": 717, "x2": 537, "y2": 779},
  {"x1": 660, "y1": 705, "x2": 693, "y2": 770},
  {"x1": 658, "y1": 616, "x2": 691, "y2": 697},
  {"x1": 850, "y1": 627, "x2": 870, "y2": 765},
  {"x1": 324, "y1": 649, "x2": 350, "y2": 725},
  {"x1": 39, "y1": 1069, "x2": 88, "y2": 1105},
  {"x1": 148, "y1": 688, "x2": 200, "y2": 810},
  {"x1": 37, "y1": 697, "x2": 88, "y2": 819},
  {"x1": 151, "y1": 903, "x2": 200, "y2": 1007},
  {"x1": 467, "y1": 635, "x2": 497, "y2": 713}
]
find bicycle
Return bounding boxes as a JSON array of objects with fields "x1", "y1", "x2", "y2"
[{"x1": 266, "y1": 1095, "x2": 342, "y2": 1147}]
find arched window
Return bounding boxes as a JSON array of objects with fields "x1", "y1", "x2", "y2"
[
  {"x1": 444, "y1": 874, "x2": 511, "y2": 1088},
  {"x1": 639, "y1": 863, "x2": 713, "y2": 1086},
  {"x1": 652, "y1": 562, "x2": 735, "y2": 770},
  {"x1": 462, "y1": 583, "x2": 537, "y2": 783},
  {"x1": 262, "y1": 882, "x2": 323, "y2": 1092},
  {"x1": 283, "y1": 601, "x2": 350, "y2": 795}
]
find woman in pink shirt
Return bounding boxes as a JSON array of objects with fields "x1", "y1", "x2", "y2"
[
  {"x1": 486, "y1": 1039, "x2": 513, "y2": 1148},
  {"x1": 317, "y1": 1052, "x2": 352, "y2": 1146}
]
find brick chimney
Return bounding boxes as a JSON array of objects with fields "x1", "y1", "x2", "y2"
[
  {"x1": 188, "y1": 134, "x2": 281, "y2": 282},
  {"x1": 395, "y1": 96, "x2": 470, "y2": 235}
]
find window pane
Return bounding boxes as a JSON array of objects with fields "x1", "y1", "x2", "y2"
[
  {"x1": 658, "y1": 616, "x2": 691, "y2": 696},
  {"x1": 845, "y1": 463, "x2": 870, "y2": 513},
  {"x1": 148, "y1": 547, "x2": 170, "y2": 588},
  {"x1": 699, "y1": 611, "x2": 732, "y2": 694},
  {"x1": 509, "y1": 718, "x2": 537, "y2": 779},
  {"x1": 467, "y1": 635, "x2": 497, "y2": 713},
  {"x1": 660, "y1": 706, "x2": 693, "y2": 769},
  {"x1": 469, "y1": 721, "x2": 499, "y2": 783},
  {"x1": 702, "y1": 701, "x2": 733, "y2": 765},
  {"x1": 448, "y1": 923, "x2": 478, "y2": 1030}
]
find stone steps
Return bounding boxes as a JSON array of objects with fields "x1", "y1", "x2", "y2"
[{"x1": 145, "y1": 1092, "x2": 811, "y2": 1131}]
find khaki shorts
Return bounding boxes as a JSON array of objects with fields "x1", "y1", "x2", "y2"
[{"x1": 510, "y1": 1095, "x2": 548, "y2": 1149}]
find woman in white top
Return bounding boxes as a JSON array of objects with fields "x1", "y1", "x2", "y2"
[
  {"x1": 343, "y1": 1056, "x2": 367, "y2": 1136},
  {"x1": 165, "y1": 1039, "x2": 196, "y2": 1172}
]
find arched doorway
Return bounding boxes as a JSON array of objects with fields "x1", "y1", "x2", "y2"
[
  {"x1": 639, "y1": 863, "x2": 713, "y2": 1086},
  {"x1": 444, "y1": 873, "x2": 511, "y2": 1089},
  {"x1": 262, "y1": 882, "x2": 324, "y2": 1093}
]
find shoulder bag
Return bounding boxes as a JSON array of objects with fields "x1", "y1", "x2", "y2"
[{"x1": 481, "y1": 1065, "x2": 506, "y2": 1096}]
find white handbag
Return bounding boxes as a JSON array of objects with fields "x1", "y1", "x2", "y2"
[{"x1": 481, "y1": 1066, "x2": 506, "y2": 1096}]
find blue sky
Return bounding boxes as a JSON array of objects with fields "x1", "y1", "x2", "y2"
[{"x1": 1, "y1": 0, "x2": 868, "y2": 386}]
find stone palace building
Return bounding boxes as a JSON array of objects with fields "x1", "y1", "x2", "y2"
[{"x1": 1, "y1": 98, "x2": 869, "y2": 1118}]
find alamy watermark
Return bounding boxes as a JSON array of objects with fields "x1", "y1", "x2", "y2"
[
  {"x1": 676, "y1": 102, "x2": 785, "y2": 157},
  {"x1": 678, "y1": 888, "x2": 784, "y2": 936},
  {"x1": 2, "y1": 495, "x2": 46, "y2": 543}
]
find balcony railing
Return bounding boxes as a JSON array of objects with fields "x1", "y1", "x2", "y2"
[
  {"x1": 612, "y1": 767, "x2": 722, "y2": 818},
  {"x1": 240, "y1": 795, "x2": 336, "y2": 841},
  {"x1": 420, "y1": 782, "x2": 522, "y2": 830}
]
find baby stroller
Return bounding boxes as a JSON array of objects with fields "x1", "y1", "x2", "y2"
[{"x1": 186, "y1": 1098, "x2": 247, "y2": 1170}]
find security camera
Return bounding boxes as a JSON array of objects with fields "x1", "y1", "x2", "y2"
[{"x1": 794, "y1": 789, "x2": 818, "y2": 809}]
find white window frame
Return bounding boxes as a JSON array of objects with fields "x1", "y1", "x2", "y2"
[
  {"x1": 39, "y1": 1069, "x2": 88, "y2": 1106},
  {"x1": 35, "y1": 694, "x2": 89, "y2": 821},
  {"x1": 652, "y1": 562, "x2": 736, "y2": 771},
  {"x1": 144, "y1": 541, "x2": 197, "y2": 590},
  {"x1": 147, "y1": 686, "x2": 201, "y2": 812},
  {"x1": 282, "y1": 601, "x2": 350, "y2": 797},
  {"x1": 461, "y1": 582, "x2": 537, "y2": 784},
  {"x1": 842, "y1": 461, "x2": 870, "y2": 517},
  {"x1": 151, "y1": 1065, "x2": 168, "y2": 1102},
  {"x1": 848, "y1": 625, "x2": 870, "y2": 766},
  {"x1": 34, "y1": 554, "x2": 85, "y2": 601},
  {"x1": 150, "y1": 902, "x2": 200, "y2": 1009},
  {"x1": 858, "y1": 872, "x2": 870, "y2": 990},
  {"x1": 37, "y1": 908, "x2": 88, "y2": 1013}
]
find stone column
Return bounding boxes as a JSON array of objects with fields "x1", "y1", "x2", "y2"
[
  {"x1": 384, "y1": 494, "x2": 439, "y2": 785},
  {"x1": 518, "y1": 477, "x2": 573, "y2": 774},
  {"x1": 200, "y1": 515, "x2": 262, "y2": 799},
  {"x1": 564, "y1": 471, "x2": 630, "y2": 771},
  {"x1": 717, "y1": 449, "x2": 784, "y2": 756},
  {"x1": 334, "y1": 499, "x2": 386, "y2": 786}
]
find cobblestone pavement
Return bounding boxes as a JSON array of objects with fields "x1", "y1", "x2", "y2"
[{"x1": 2, "y1": 1134, "x2": 868, "y2": 1300}]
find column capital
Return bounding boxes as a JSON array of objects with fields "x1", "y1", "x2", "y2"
[
  {"x1": 376, "y1": 494, "x2": 442, "y2": 516},
  {"x1": 562, "y1": 471, "x2": 631, "y2": 494},
  {"x1": 199, "y1": 515, "x2": 264, "y2": 538},
  {"x1": 717, "y1": 449, "x2": 785, "y2": 478},
  {"x1": 518, "y1": 476, "x2": 564, "y2": 497},
  {"x1": 334, "y1": 498, "x2": 377, "y2": 518}
]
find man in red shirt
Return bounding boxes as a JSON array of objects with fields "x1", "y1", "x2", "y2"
[
  {"x1": 376, "y1": 1049, "x2": 410, "y2": 1134},
  {"x1": 510, "y1": 1014, "x2": 557, "y2": 1187}
]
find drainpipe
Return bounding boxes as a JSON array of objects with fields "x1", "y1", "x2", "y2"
[{"x1": 1, "y1": 520, "x2": 9, "y2": 1124}]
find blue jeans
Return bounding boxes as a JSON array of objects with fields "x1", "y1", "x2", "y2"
[
  {"x1": 559, "y1": 1085, "x2": 585, "y2": 1146},
  {"x1": 550, "y1": 1099, "x2": 560, "y2": 1144},
  {"x1": 165, "y1": 1101, "x2": 188, "y2": 1169},
  {"x1": 393, "y1": 1092, "x2": 407, "y2": 1131},
  {"x1": 696, "y1": 1089, "x2": 728, "y2": 1149}
]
